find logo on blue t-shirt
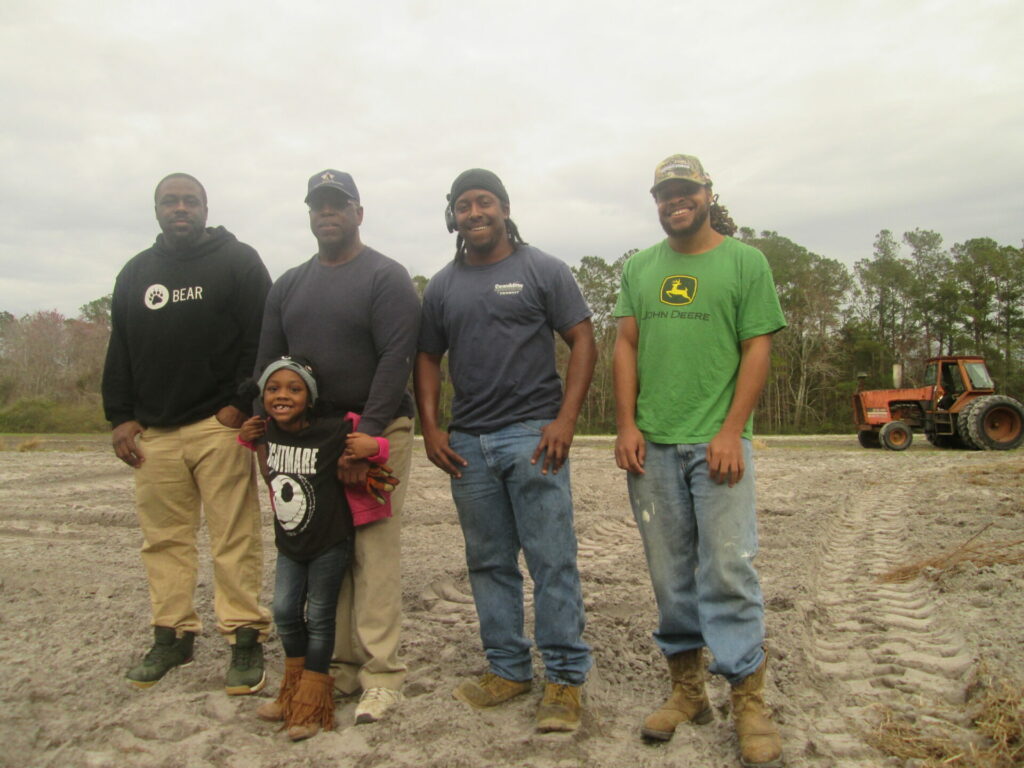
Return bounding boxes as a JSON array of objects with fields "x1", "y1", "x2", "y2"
[
  {"x1": 493, "y1": 282, "x2": 523, "y2": 296},
  {"x1": 659, "y1": 275, "x2": 697, "y2": 306}
]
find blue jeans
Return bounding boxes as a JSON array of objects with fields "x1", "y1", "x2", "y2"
[
  {"x1": 627, "y1": 440, "x2": 765, "y2": 684},
  {"x1": 449, "y1": 421, "x2": 591, "y2": 686},
  {"x1": 273, "y1": 540, "x2": 354, "y2": 674}
]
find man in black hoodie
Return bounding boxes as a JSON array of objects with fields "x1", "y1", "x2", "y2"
[{"x1": 102, "y1": 173, "x2": 272, "y2": 694}]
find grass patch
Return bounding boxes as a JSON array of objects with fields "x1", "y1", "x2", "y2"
[
  {"x1": 0, "y1": 398, "x2": 107, "y2": 433},
  {"x1": 16, "y1": 437, "x2": 41, "y2": 452}
]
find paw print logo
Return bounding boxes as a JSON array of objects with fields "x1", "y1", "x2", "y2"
[{"x1": 144, "y1": 284, "x2": 170, "y2": 310}]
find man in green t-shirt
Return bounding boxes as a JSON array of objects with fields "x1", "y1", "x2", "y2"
[{"x1": 613, "y1": 154, "x2": 786, "y2": 768}]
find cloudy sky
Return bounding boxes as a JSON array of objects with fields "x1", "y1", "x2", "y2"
[{"x1": 2, "y1": 0, "x2": 1022, "y2": 318}]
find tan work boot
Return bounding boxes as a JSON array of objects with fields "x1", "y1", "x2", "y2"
[
  {"x1": 641, "y1": 648, "x2": 713, "y2": 740},
  {"x1": 256, "y1": 656, "x2": 305, "y2": 722},
  {"x1": 453, "y1": 672, "x2": 531, "y2": 709},
  {"x1": 536, "y1": 683, "x2": 583, "y2": 732},
  {"x1": 730, "y1": 658, "x2": 783, "y2": 767}
]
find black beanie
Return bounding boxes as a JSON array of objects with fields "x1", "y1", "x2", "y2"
[{"x1": 448, "y1": 169, "x2": 509, "y2": 209}]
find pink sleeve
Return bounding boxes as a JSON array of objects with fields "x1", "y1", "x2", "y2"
[
  {"x1": 236, "y1": 434, "x2": 256, "y2": 451},
  {"x1": 346, "y1": 411, "x2": 388, "y2": 462},
  {"x1": 366, "y1": 437, "x2": 389, "y2": 464}
]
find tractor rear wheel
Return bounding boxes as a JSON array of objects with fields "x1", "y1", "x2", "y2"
[
  {"x1": 880, "y1": 421, "x2": 913, "y2": 451},
  {"x1": 965, "y1": 395, "x2": 1024, "y2": 450},
  {"x1": 858, "y1": 430, "x2": 881, "y2": 449},
  {"x1": 956, "y1": 401, "x2": 982, "y2": 450}
]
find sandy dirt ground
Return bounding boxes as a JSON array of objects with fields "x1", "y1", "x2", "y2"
[{"x1": 1, "y1": 434, "x2": 1022, "y2": 768}]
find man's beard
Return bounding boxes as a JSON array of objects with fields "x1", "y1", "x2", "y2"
[
  {"x1": 163, "y1": 222, "x2": 204, "y2": 250},
  {"x1": 660, "y1": 203, "x2": 710, "y2": 238}
]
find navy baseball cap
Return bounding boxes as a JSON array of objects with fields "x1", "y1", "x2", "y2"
[{"x1": 305, "y1": 169, "x2": 360, "y2": 204}]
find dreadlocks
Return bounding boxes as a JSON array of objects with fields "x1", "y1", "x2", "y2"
[
  {"x1": 709, "y1": 193, "x2": 737, "y2": 236},
  {"x1": 455, "y1": 218, "x2": 527, "y2": 262}
]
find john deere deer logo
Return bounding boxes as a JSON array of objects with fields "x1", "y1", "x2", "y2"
[{"x1": 660, "y1": 275, "x2": 697, "y2": 306}]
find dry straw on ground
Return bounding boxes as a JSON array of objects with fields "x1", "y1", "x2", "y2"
[
  {"x1": 868, "y1": 670, "x2": 1024, "y2": 767},
  {"x1": 966, "y1": 463, "x2": 1024, "y2": 488},
  {"x1": 878, "y1": 522, "x2": 1024, "y2": 583}
]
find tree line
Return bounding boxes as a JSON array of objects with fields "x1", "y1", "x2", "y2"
[
  {"x1": 2, "y1": 229, "x2": 1021, "y2": 434},
  {"x1": 567, "y1": 227, "x2": 1024, "y2": 434}
]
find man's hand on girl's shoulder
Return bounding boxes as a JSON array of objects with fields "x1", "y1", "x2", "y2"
[
  {"x1": 239, "y1": 416, "x2": 268, "y2": 442},
  {"x1": 338, "y1": 456, "x2": 370, "y2": 486}
]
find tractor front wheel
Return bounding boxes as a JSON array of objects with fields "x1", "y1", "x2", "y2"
[{"x1": 880, "y1": 421, "x2": 913, "y2": 451}]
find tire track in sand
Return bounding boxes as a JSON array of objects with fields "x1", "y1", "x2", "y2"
[{"x1": 801, "y1": 474, "x2": 973, "y2": 762}]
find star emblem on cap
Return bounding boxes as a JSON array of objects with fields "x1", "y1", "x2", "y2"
[{"x1": 320, "y1": 172, "x2": 334, "y2": 183}]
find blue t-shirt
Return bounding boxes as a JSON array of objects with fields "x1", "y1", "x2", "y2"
[{"x1": 418, "y1": 245, "x2": 591, "y2": 434}]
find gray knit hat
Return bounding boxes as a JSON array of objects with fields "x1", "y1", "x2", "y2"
[
  {"x1": 256, "y1": 357, "x2": 319, "y2": 405},
  {"x1": 448, "y1": 168, "x2": 509, "y2": 209}
]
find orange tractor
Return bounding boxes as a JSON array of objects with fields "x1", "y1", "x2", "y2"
[{"x1": 852, "y1": 356, "x2": 1024, "y2": 451}]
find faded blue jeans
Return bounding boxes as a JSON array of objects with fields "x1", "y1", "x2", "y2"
[
  {"x1": 449, "y1": 421, "x2": 592, "y2": 686},
  {"x1": 273, "y1": 540, "x2": 354, "y2": 674},
  {"x1": 627, "y1": 439, "x2": 765, "y2": 684}
]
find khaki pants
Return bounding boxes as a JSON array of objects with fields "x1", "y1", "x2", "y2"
[
  {"x1": 331, "y1": 416, "x2": 412, "y2": 692},
  {"x1": 135, "y1": 415, "x2": 271, "y2": 641}
]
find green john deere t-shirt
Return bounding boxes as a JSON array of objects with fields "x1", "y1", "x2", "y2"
[{"x1": 614, "y1": 236, "x2": 786, "y2": 444}]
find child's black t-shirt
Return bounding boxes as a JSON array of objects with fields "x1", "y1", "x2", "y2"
[{"x1": 264, "y1": 416, "x2": 354, "y2": 562}]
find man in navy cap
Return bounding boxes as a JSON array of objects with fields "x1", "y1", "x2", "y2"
[
  {"x1": 256, "y1": 169, "x2": 420, "y2": 725},
  {"x1": 415, "y1": 169, "x2": 596, "y2": 733}
]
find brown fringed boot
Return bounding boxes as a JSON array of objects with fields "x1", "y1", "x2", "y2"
[
  {"x1": 641, "y1": 648, "x2": 713, "y2": 740},
  {"x1": 730, "y1": 658, "x2": 783, "y2": 767},
  {"x1": 256, "y1": 656, "x2": 305, "y2": 722},
  {"x1": 286, "y1": 670, "x2": 335, "y2": 742}
]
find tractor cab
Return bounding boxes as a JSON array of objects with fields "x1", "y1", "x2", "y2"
[{"x1": 927, "y1": 357, "x2": 994, "y2": 412}]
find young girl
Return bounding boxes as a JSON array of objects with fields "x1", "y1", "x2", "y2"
[{"x1": 239, "y1": 356, "x2": 394, "y2": 741}]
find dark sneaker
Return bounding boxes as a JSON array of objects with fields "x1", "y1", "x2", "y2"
[
  {"x1": 225, "y1": 627, "x2": 266, "y2": 695},
  {"x1": 126, "y1": 626, "x2": 195, "y2": 689}
]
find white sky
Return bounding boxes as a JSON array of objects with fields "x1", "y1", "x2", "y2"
[{"x1": 2, "y1": 0, "x2": 1022, "y2": 318}]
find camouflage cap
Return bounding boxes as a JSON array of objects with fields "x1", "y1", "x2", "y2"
[{"x1": 650, "y1": 154, "x2": 712, "y2": 194}]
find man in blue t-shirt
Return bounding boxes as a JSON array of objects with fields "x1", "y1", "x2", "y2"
[{"x1": 415, "y1": 169, "x2": 596, "y2": 733}]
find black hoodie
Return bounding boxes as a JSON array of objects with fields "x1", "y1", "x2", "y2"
[{"x1": 102, "y1": 226, "x2": 271, "y2": 428}]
